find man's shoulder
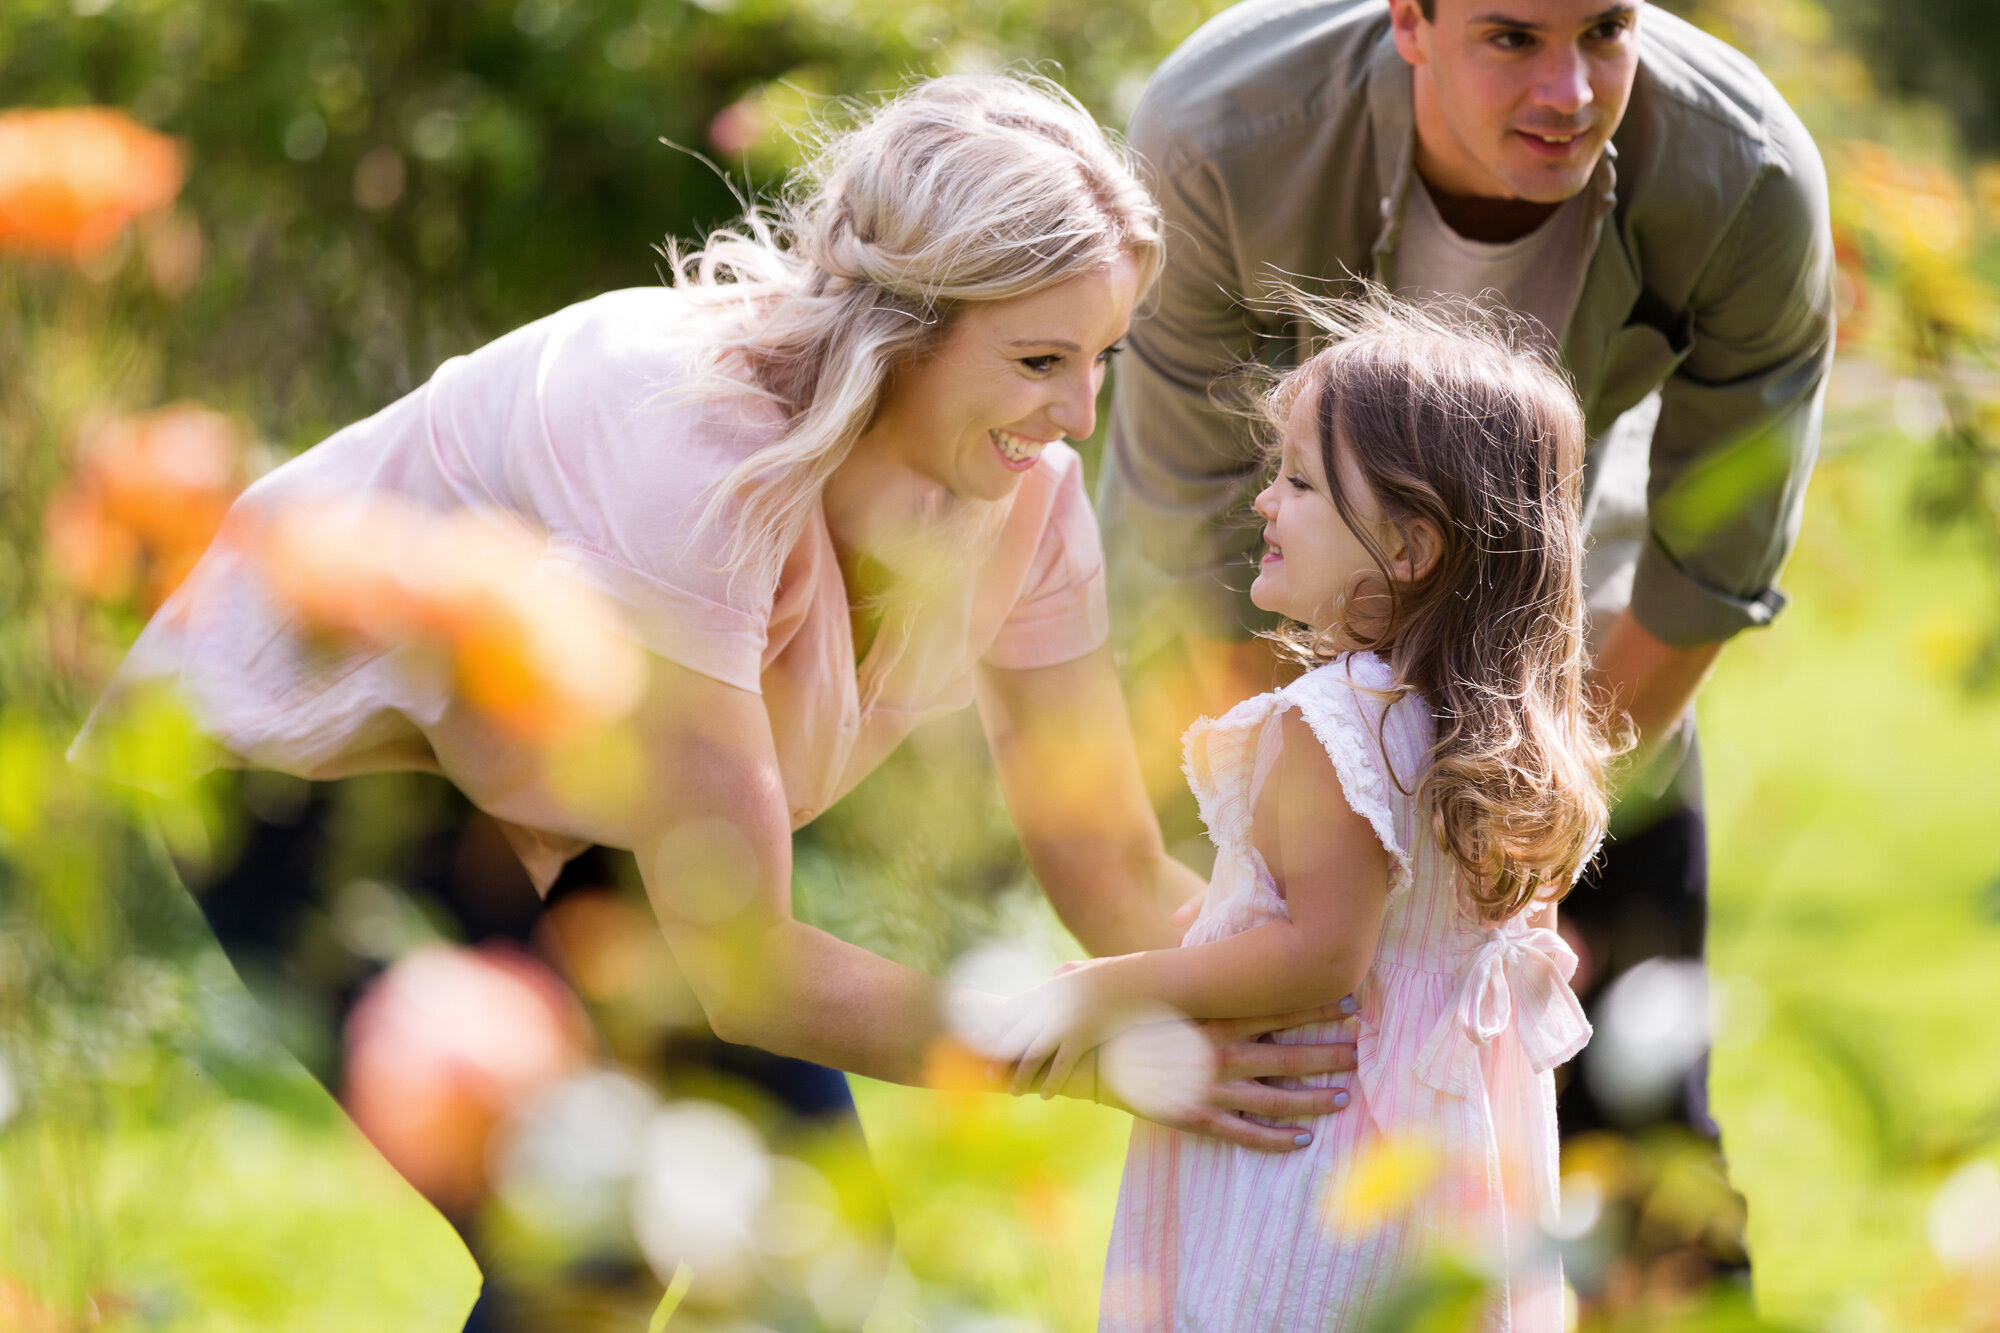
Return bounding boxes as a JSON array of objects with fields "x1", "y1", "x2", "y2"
[
  {"x1": 1131, "y1": 0, "x2": 1388, "y2": 170},
  {"x1": 1628, "y1": 8, "x2": 1823, "y2": 186}
]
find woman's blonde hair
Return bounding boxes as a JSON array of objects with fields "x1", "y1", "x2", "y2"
[
  {"x1": 664, "y1": 73, "x2": 1163, "y2": 588},
  {"x1": 1262, "y1": 293, "x2": 1621, "y2": 921}
]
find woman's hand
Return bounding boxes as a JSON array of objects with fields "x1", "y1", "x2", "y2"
[{"x1": 1091, "y1": 999, "x2": 1359, "y2": 1151}]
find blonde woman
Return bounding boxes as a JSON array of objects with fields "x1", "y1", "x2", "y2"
[{"x1": 80, "y1": 74, "x2": 1356, "y2": 1317}]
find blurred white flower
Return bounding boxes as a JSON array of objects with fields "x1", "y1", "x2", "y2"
[
  {"x1": 1930, "y1": 1158, "x2": 2000, "y2": 1270},
  {"x1": 630, "y1": 1099, "x2": 773, "y2": 1293},
  {"x1": 943, "y1": 940, "x2": 1060, "y2": 1054},
  {"x1": 1544, "y1": 1170, "x2": 1604, "y2": 1241},
  {"x1": 1100, "y1": 1009, "x2": 1210, "y2": 1124},
  {"x1": 0, "y1": 1053, "x2": 18, "y2": 1130},
  {"x1": 757, "y1": 1155, "x2": 842, "y2": 1260},
  {"x1": 494, "y1": 1068, "x2": 659, "y2": 1241},
  {"x1": 1583, "y1": 958, "x2": 1709, "y2": 1123}
]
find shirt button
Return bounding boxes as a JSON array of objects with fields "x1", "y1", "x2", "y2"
[
  {"x1": 792, "y1": 807, "x2": 816, "y2": 823},
  {"x1": 1380, "y1": 196, "x2": 1393, "y2": 218}
]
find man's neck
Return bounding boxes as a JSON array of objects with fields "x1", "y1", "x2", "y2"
[{"x1": 1415, "y1": 169, "x2": 1563, "y2": 245}]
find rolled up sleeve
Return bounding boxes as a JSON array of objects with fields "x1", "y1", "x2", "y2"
[
  {"x1": 1106, "y1": 110, "x2": 1280, "y2": 640},
  {"x1": 1637, "y1": 119, "x2": 1834, "y2": 647}
]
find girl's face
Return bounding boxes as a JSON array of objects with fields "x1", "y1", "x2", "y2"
[
  {"x1": 865, "y1": 252, "x2": 1140, "y2": 503},
  {"x1": 1250, "y1": 389, "x2": 1403, "y2": 633}
]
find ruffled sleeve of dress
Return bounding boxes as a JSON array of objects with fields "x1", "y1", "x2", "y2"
[{"x1": 1277, "y1": 653, "x2": 1423, "y2": 908}]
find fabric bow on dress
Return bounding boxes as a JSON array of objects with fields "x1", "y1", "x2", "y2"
[{"x1": 1414, "y1": 926, "x2": 1592, "y2": 1102}]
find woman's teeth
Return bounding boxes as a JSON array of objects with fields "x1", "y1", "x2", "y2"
[{"x1": 991, "y1": 429, "x2": 1053, "y2": 464}]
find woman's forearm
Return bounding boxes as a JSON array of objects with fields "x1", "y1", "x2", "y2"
[
  {"x1": 1090, "y1": 920, "x2": 1369, "y2": 1023},
  {"x1": 1023, "y1": 837, "x2": 1198, "y2": 956},
  {"x1": 661, "y1": 914, "x2": 953, "y2": 1085}
]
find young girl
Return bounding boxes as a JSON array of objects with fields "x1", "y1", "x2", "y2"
[{"x1": 997, "y1": 297, "x2": 1615, "y2": 1330}]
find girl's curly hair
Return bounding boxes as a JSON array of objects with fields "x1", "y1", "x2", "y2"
[{"x1": 1262, "y1": 291, "x2": 1624, "y2": 920}]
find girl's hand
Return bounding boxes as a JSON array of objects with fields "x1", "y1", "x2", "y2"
[{"x1": 990, "y1": 959, "x2": 1122, "y2": 1098}]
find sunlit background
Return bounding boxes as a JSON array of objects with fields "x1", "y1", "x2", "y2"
[{"x1": 3, "y1": 0, "x2": 2000, "y2": 1329}]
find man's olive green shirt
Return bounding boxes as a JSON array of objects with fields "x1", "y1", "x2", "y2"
[{"x1": 1106, "y1": 0, "x2": 1835, "y2": 645}]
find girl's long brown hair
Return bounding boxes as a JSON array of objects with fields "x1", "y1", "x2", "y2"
[{"x1": 1263, "y1": 293, "x2": 1621, "y2": 920}]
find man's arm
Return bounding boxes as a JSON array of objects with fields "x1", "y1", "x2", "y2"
[
  {"x1": 1592, "y1": 607, "x2": 1721, "y2": 771},
  {"x1": 1634, "y1": 115, "x2": 1835, "y2": 654},
  {"x1": 1108, "y1": 102, "x2": 1277, "y2": 643}
]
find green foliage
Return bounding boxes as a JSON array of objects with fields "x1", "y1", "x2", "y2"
[{"x1": 4, "y1": 0, "x2": 2000, "y2": 1330}]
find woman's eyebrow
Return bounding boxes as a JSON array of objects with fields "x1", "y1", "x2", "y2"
[{"x1": 1004, "y1": 338, "x2": 1082, "y2": 351}]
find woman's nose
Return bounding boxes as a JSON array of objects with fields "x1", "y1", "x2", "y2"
[{"x1": 1048, "y1": 371, "x2": 1098, "y2": 440}]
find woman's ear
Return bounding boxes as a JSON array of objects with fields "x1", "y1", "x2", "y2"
[{"x1": 1387, "y1": 518, "x2": 1445, "y2": 584}]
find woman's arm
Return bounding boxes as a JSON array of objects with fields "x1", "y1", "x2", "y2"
[
  {"x1": 1002, "y1": 707, "x2": 1390, "y2": 1092},
  {"x1": 610, "y1": 654, "x2": 1357, "y2": 1147},
  {"x1": 616, "y1": 656, "x2": 952, "y2": 1085},
  {"x1": 974, "y1": 646, "x2": 1201, "y2": 956}
]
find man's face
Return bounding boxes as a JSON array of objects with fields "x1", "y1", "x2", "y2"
[{"x1": 1392, "y1": 0, "x2": 1642, "y2": 203}]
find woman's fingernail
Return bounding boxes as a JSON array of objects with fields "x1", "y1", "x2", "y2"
[
  {"x1": 1293, "y1": 1132, "x2": 1313, "y2": 1147},
  {"x1": 1333, "y1": 1090, "x2": 1350, "y2": 1109},
  {"x1": 1339, "y1": 995, "x2": 1358, "y2": 1016}
]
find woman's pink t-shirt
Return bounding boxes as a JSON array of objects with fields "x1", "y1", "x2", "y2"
[{"x1": 83, "y1": 287, "x2": 1109, "y2": 886}]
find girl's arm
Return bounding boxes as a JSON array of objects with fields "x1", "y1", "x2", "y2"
[{"x1": 1001, "y1": 707, "x2": 1391, "y2": 1094}]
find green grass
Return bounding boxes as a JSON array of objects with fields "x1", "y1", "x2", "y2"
[{"x1": 1704, "y1": 428, "x2": 2000, "y2": 1328}]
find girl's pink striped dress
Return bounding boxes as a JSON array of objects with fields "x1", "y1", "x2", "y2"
[{"x1": 1102, "y1": 652, "x2": 1591, "y2": 1332}]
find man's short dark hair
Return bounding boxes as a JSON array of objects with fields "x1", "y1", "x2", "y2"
[{"x1": 1419, "y1": 0, "x2": 1435, "y2": 17}]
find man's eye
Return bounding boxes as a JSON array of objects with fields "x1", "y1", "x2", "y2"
[
  {"x1": 1587, "y1": 18, "x2": 1632, "y2": 42},
  {"x1": 1019, "y1": 355, "x2": 1061, "y2": 374},
  {"x1": 1490, "y1": 29, "x2": 1535, "y2": 51}
]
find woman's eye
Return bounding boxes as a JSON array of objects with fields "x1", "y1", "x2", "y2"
[
  {"x1": 1096, "y1": 343, "x2": 1126, "y2": 365},
  {"x1": 1019, "y1": 355, "x2": 1061, "y2": 374},
  {"x1": 1286, "y1": 473, "x2": 1313, "y2": 492}
]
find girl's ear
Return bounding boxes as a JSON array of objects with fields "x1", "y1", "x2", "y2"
[{"x1": 1387, "y1": 518, "x2": 1445, "y2": 584}]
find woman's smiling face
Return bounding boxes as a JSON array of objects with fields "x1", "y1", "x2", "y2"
[{"x1": 865, "y1": 252, "x2": 1141, "y2": 502}]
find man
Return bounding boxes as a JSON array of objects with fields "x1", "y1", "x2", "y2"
[{"x1": 1104, "y1": 0, "x2": 1832, "y2": 1154}]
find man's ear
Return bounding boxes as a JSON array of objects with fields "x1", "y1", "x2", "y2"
[
  {"x1": 1388, "y1": 0, "x2": 1431, "y2": 67},
  {"x1": 1388, "y1": 517, "x2": 1445, "y2": 584}
]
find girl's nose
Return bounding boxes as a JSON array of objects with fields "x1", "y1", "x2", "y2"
[{"x1": 1252, "y1": 476, "x2": 1280, "y2": 521}]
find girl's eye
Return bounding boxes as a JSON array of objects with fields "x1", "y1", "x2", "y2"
[
  {"x1": 1287, "y1": 473, "x2": 1313, "y2": 493},
  {"x1": 1019, "y1": 355, "x2": 1062, "y2": 374}
]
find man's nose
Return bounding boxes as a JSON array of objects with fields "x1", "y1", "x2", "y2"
[{"x1": 1533, "y1": 48, "x2": 1594, "y2": 117}]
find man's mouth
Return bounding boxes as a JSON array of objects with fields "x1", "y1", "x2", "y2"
[
  {"x1": 1515, "y1": 127, "x2": 1590, "y2": 156},
  {"x1": 991, "y1": 429, "x2": 1055, "y2": 471}
]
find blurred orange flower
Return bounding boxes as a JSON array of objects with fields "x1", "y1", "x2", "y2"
[
  {"x1": 258, "y1": 496, "x2": 647, "y2": 746},
  {"x1": 0, "y1": 108, "x2": 184, "y2": 261},
  {"x1": 45, "y1": 404, "x2": 249, "y2": 609}
]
